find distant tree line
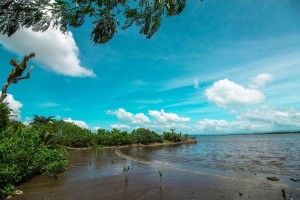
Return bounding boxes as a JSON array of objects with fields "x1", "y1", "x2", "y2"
[{"x1": 30, "y1": 114, "x2": 190, "y2": 148}]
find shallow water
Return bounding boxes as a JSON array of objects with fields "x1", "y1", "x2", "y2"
[
  {"x1": 121, "y1": 133, "x2": 300, "y2": 182},
  {"x1": 12, "y1": 133, "x2": 300, "y2": 199}
]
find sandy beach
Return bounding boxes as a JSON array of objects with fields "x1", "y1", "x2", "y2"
[{"x1": 11, "y1": 147, "x2": 300, "y2": 200}]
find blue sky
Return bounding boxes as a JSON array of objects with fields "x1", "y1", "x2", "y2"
[{"x1": 1, "y1": 0, "x2": 300, "y2": 134}]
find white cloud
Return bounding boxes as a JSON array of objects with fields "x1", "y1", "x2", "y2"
[
  {"x1": 55, "y1": 115, "x2": 62, "y2": 120},
  {"x1": 107, "y1": 108, "x2": 191, "y2": 133},
  {"x1": 196, "y1": 119, "x2": 229, "y2": 131},
  {"x1": 144, "y1": 122, "x2": 193, "y2": 133},
  {"x1": 23, "y1": 117, "x2": 32, "y2": 125},
  {"x1": 196, "y1": 119, "x2": 262, "y2": 132},
  {"x1": 107, "y1": 108, "x2": 150, "y2": 124},
  {"x1": 90, "y1": 126, "x2": 101, "y2": 133},
  {"x1": 204, "y1": 79, "x2": 265, "y2": 107},
  {"x1": 38, "y1": 102, "x2": 60, "y2": 108},
  {"x1": 0, "y1": 92, "x2": 23, "y2": 120},
  {"x1": 148, "y1": 109, "x2": 190, "y2": 124},
  {"x1": 110, "y1": 124, "x2": 131, "y2": 130},
  {"x1": 63, "y1": 118, "x2": 89, "y2": 129},
  {"x1": 193, "y1": 78, "x2": 200, "y2": 89},
  {"x1": 0, "y1": 28, "x2": 95, "y2": 77},
  {"x1": 238, "y1": 108, "x2": 300, "y2": 129},
  {"x1": 251, "y1": 73, "x2": 272, "y2": 88},
  {"x1": 196, "y1": 108, "x2": 300, "y2": 133},
  {"x1": 92, "y1": 126, "x2": 101, "y2": 131},
  {"x1": 136, "y1": 99, "x2": 163, "y2": 104}
]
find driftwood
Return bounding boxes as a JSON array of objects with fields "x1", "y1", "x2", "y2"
[{"x1": 0, "y1": 53, "x2": 35, "y2": 103}]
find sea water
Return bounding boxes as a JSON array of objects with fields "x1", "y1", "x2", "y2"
[{"x1": 121, "y1": 133, "x2": 300, "y2": 182}]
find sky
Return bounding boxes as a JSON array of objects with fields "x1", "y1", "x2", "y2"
[{"x1": 1, "y1": 0, "x2": 300, "y2": 134}]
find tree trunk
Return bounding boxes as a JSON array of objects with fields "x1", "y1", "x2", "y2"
[{"x1": 0, "y1": 82, "x2": 10, "y2": 103}]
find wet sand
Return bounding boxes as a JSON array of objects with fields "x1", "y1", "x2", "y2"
[{"x1": 11, "y1": 148, "x2": 300, "y2": 200}]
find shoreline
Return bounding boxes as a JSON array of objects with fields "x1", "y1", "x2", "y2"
[{"x1": 64, "y1": 138, "x2": 198, "y2": 150}]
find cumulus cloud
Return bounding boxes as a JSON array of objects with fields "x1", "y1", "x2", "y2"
[
  {"x1": 106, "y1": 108, "x2": 191, "y2": 133},
  {"x1": 148, "y1": 109, "x2": 190, "y2": 124},
  {"x1": 204, "y1": 79, "x2": 265, "y2": 107},
  {"x1": 251, "y1": 73, "x2": 272, "y2": 88},
  {"x1": 0, "y1": 28, "x2": 95, "y2": 77},
  {"x1": 0, "y1": 92, "x2": 23, "y2": 120},
  {"x1": 196, "y1": 108, "x2": 300, "y2": 133},
  {"x1": 63, "y1": 118, "x2": 89, "y2": 129},
  {"x1": 110, "y1": 124, "x2": 131, "y2": 130},
  {"x1": 107, "y1": 108, "x2": 150, "y2": 124},
  {"x1": 144, "y1": 122, "x2": 193, "y2": 133}
]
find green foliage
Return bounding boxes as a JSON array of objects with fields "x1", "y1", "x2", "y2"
[
  {"x1": 96, "y1": 128, "x2": 112, "y2": 146},
  {"x1": 30, "y1": 115, "x2": 55, "y2": 128},
  {"x1": 0, "y1": 183, "x2": 15, "y2": 198},
  {"x1": 131, "y1": 128, "x2": 162, "y2": 144},
  {"x1": 32, "y1": 120, "x2": 96, "y2": 148},
  {"x1": 53, "y1": 121, "x2": 95, "y2": 147},
  {"x1": 0, "y1": 103, "x2": 10, "y2": 132},
  {"x1": 37, "y1": 148, "x2": 67, "y2": 175},
  {"x1": 96, "y1": 128, "x2": 134, "y2": 146},
  {"x1": 183, "y1": 134, "x2": 189, "y2": 141},
  {"x1": 95, "y1": 127, "x2": 187, "y2": 146},
  {"x1": 0, "y1": 126, "x2": 67, "y2": 198},
  {"x1": 0, "y1": 0, "x2": 188, "y2": 45},
  {"x1": 163, "y1": 131, "x2": 181, "y2": 142}
]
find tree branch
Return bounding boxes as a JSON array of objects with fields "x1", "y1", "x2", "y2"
[
  {"x1": 14, "y1": 66, "x2": 34, "y2": 82},
  {"x1": 0, "y1": 55, "x2": 35, "y2": 104}
]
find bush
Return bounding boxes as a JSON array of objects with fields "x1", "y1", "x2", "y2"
[
  {"x1": 163, "y1": 131, "x2": 181, "y2": 142},
  {"x1": 96, "y1": 129, "x2": 134, "y2": 146},
  {"x1": 31, "y1": 120, "x2": 96, "y2": 148},
  {"x1": 131, "y1": 128, "x2": 162, "y2": 144},
  {"x1": 0, "y1": 103, "x2": 10, "y2": 132},
  {"x1": 0, "y1": 126, "x2": 67, "y2": 198}
]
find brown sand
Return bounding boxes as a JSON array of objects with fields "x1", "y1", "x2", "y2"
[{"x1": 11, "y1": 148, "x2": 300, "y2": 200}]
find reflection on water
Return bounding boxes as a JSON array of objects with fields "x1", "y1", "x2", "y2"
[
  {"x1": 121, "y1": 133, "x2": 300, "y2": 178},
  {"x1": 66, "y1": 148, "x2": 147, "y2": 180}
]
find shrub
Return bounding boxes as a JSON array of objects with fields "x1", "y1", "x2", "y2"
[
  {"x1": 32, "y1": 120, "x2": 96, "y2": 148},
  {"x1": 0, "y1": 103, "x2": 10, "y2": 132},
  {"x1": 163, "y1": 131, "x2": 181, "y2": 142},
  {"x1": 0, "y1": 126, "x2": 67, "y2": 198},
  {"x1": 131, "y1": 128, "x2": 162, "y2": 144},
  {"x1": 96, "y1": 129, "x2": 134, "y2": 146}
]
